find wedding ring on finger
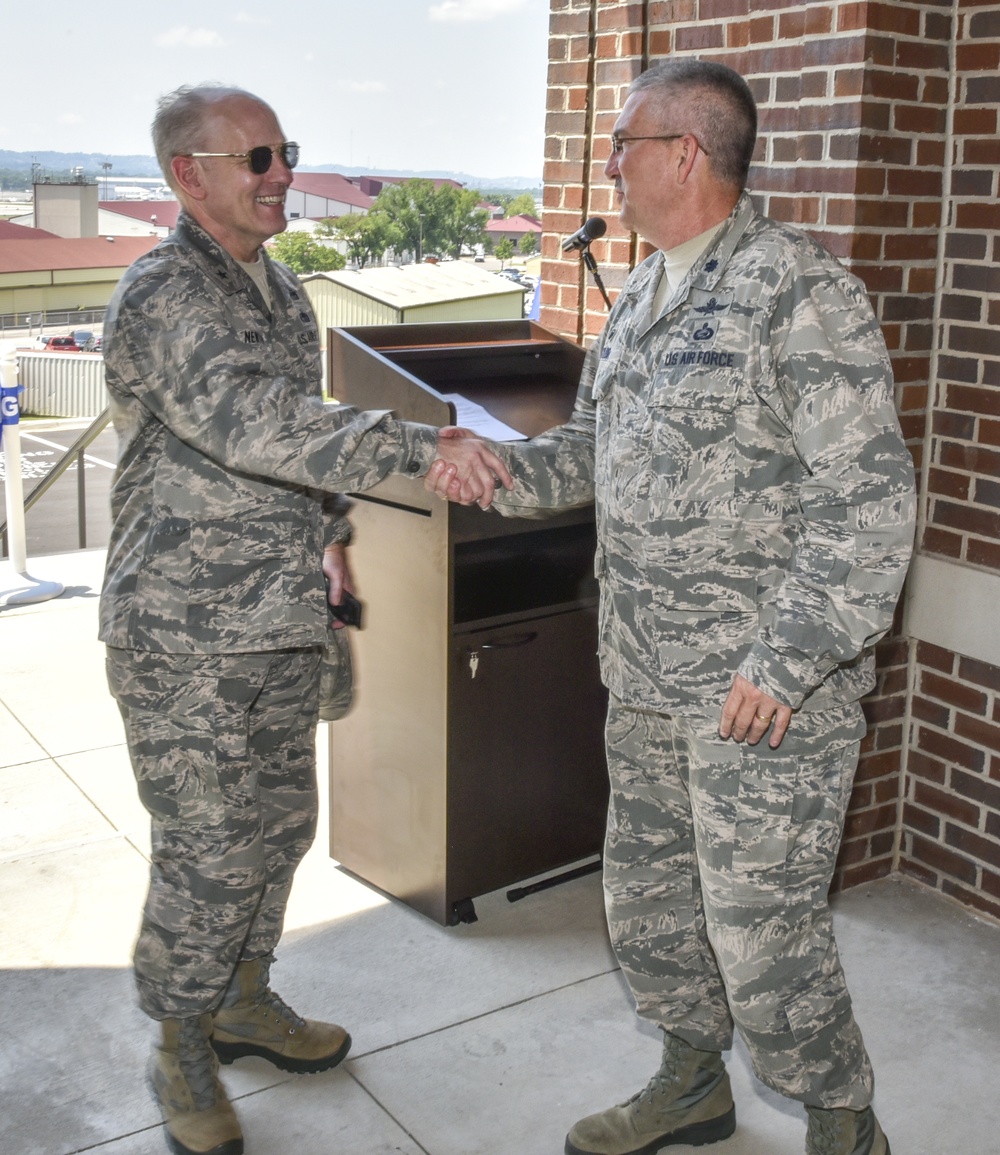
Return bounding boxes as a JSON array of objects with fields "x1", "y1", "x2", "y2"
[{"x1": 755, "y1": 711, "x2": 773, "y2": 723}]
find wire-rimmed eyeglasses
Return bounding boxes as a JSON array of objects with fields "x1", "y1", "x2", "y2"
[
  {"x1": 609, "y1": 133, "x2": 709, "y2": 156},
  {"x1": 185, "y1": 141, "x2": 300, "y2": 174}
]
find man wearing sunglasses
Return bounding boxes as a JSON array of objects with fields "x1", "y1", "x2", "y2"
[
  {"x1": 427, "y1": 60, "x2": 913, "y2": 1155},
  {"x1": 99, "y1": 84, "x2": 510, "y2": 1155}
]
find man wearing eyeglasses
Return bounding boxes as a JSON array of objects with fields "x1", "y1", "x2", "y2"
[
  {"x1": 428, "y1": 59, "x2": 913, "y2": 1155},
  {"x1": 99, "y1": 84, "x2": 510, "y2": 1155}
]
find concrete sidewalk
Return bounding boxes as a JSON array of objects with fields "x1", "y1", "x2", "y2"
[{"x1": 2, "y1": 549, "x2": 998, "y2": 1154}]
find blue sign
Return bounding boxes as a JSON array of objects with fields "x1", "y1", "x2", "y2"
[{"x1": 1, "y1": 382, "x2": 23, "y2": 452}]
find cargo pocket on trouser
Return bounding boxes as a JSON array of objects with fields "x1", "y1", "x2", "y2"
[{"x1": 728, "y1": 748, "x2": 798, "y2": 905}]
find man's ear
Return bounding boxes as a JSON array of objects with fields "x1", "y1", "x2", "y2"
[
  {"x1": 675, "y1": 135, "x2": 700, "y2": 186},
  {"x1": 171, "y1": 155, "x2": 206, "y2": 200}
]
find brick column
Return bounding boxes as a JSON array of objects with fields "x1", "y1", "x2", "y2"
[{"x1": 540, "y1": 1, "x2": 996, "y2": 901}]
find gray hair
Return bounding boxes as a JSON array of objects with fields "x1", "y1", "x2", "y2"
[
  {"x1": 152, "y1": 84, "x2": 272, "y2": 190},
  {"x1": 628, "y1": 59, "x2": 757, "y2": 189}
]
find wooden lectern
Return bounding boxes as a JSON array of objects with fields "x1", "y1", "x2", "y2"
[{"x1": 327, "y1": 320, "x2": 609, "y2": 926}]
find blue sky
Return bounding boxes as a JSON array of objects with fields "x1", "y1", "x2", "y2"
[{"x1": 1, "y1": 0, "x2": 550, "y2": 182}]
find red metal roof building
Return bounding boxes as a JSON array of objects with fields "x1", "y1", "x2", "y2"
[
  {"x1": 0, "y1": 235, "x2": 160, "y2": 323},
  {"x1": 285, "y1": 173, "x2": 374, "y2": 221},
  {"x1": 484, "y1": 213, "x2": 542, "y2": 247}
]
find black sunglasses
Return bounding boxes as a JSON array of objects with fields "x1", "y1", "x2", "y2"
[{"x1": 186, "y1": 141, "x2": 300, "y2": 174}]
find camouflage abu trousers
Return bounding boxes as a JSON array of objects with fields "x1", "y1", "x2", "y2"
[
  {"x1": 604, "y1": 697, "x2": 874, "y2": 1110},
  {"x1": 106, "y1": 646, "x2": 322, "y2": 1020}
]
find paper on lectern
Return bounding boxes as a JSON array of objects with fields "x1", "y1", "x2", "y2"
[{"x1": 441, "y1": 393, "x2": 528, "y2": 441}]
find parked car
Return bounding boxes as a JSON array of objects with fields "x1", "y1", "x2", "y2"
[
  {"x1": 37, "y1": 335, "x2": 81, "y2": 352},
  {"x1": 71, "y1": 329, "x2": 96, "y2": 351}
]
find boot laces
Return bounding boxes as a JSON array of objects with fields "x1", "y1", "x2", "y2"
[
  {"x1": 634, "y1": 1038, "x2": 687, "y2": 1108},
  {"x1": 176, "y1": 1020, "x2": 221, "y2": 1111},
  {"x1": 807, "y1": 1109, "x2": 854, "y2": 1155},
  {"x1": 258, "y1": 988, "x2": 307, "y2": 1034}
]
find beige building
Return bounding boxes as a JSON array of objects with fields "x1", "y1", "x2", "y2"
[
  {"x1": 0, "y1": 236, "x2": 158, "y2": 324},
  {"x1": 34, "y1": 180, "x2": 99, "y2": 238},
  {"x1": 302, "y1": 261, "x2": 528, "y2": 331}
]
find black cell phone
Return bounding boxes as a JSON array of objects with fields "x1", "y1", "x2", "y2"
[{"x1": 328, "y1": 590, "x2": 364, "y2": 629}]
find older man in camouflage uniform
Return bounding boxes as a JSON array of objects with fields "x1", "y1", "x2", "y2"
[
  {"x1": 101, "y1": 84, "x2": 509, "y2": 1155},
  {"x1": 429, "y1": 61, "x2": 913, "y2": 1155}
]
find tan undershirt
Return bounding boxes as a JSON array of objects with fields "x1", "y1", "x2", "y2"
[
  {"x1": 652, "y1": 221, "x2": 725, "y2": 316},
  {"x1": 237, "y1": 256, "x2": 272, "y2": 312}
]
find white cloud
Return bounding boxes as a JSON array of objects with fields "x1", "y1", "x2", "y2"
[
  {"x1": 428, "y1": 0, "x2": 527, "y2": 23},
  {"x1": 58, "y1": 113, "x2": 84, "y2": 125},
  {"x1": 233, "y1": 11, "x2": 271, "y2": 25},
  {"x1": 339, "y1": 80, "x2": 387, "y2": 94},
  {"x1": 155, "y1": 26, "x2": 224, "y2": 49}
]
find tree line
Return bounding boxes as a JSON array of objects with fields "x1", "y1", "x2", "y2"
[{"x1": 267, "y1": 181, "x2": 539, "y2": 273}]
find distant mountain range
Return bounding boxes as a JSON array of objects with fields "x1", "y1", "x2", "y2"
[{"x1": 0, "y1": 150, "x2": 541, "y2": 192}]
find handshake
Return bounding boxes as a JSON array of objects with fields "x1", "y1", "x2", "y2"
[{"x1": 425, "y1": 426, "x2": 512, "y2": 510}]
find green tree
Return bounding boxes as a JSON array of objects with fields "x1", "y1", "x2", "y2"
[
  {"x1": 505, "y1": 193, "x2": 538, "y2": 218},
  {"x1": 368, "y1": 179, "x2": 487, "y2": 261},
  {"x1": 519, "y1": 230, "x2": 538, "y2": 256},
  {"x1": 494, "y1": 236, "x2": 515, "y2": 268},
  {"x1": 267, "y1": 231, "x2": 345, "y2": 273},
  {"x1": 369, "y1": 178, "x2": 441, "y2": 260},
  {"x1": 335, "y1": 212, "x2": 403, "y2": 268},
  {"x1": 434, "y1": 185, "x2": 488, "y2": 259}
]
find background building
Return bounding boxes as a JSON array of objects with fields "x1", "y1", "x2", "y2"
[
  {"x1": 302, "y1": 261, "x2": 528, "y2": 332},
  {"x1": 0, "y1": 236, "x2": 158, "y2": 328}
]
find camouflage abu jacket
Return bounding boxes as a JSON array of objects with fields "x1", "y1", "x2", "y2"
[
  {"x1": 492, "y1": 193, "x2": 916, "y2": 715},
  {"x1": 99, "y1": 212, "x2": 438, "y2": 654}
]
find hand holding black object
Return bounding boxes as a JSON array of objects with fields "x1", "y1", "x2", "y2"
[{"x1": 328, "y1": 590, "x2": 364, "y2": 629}]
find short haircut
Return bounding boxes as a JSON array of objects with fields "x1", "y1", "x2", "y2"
[
  {"x1": 152, "y1": 84, "x2": 272, "y2": 190},
  {"x1": 628, "y1": 59, "x2": 757, "y2": 189}
]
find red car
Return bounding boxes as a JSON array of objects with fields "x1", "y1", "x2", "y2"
[{"x1": 37, "y1": 335, "x2": 81, "y2": 352}]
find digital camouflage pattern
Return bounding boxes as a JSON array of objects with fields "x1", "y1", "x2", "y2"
[
  {"x1": 490, "y1": 192, "x2": 914, "y2": 1112},
  {"x1": 106, "y1": 646, "x2": 321, "y2": 1020},
  {"x1": 492, "y1": 192, "x2": 916, "y2": 717},
  {"x1": 99, "y1": 211, "x2": 438, "y2": 655},
  {"x1": 604, "y1": 701, "x2": 873, "y2": 1108},
  {"x1": 100, "y1": 212, "x2": 437, "y2": 1022}
]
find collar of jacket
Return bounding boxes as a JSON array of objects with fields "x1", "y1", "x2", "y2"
[
  {"x1": 172, "y1": 211, "x2": 275, "y2": 307},
  {"x1": 617, "y1": 191, "x2": 758, "y2": 312}
]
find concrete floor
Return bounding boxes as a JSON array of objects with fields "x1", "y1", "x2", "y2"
[{"x1": 2, "y1": 549, "x2": 999, "y2": 1155}]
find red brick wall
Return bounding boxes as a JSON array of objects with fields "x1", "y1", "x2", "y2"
[
  {"x1": 902, "y1": 1, "x2": 1000, "y2": 922},
  {"x1": 906, "y1": 643, "x2": 1000, "y2": 921},
  {"x1": 541, "y1": 0, "x2": 1000, "y2": 917}
]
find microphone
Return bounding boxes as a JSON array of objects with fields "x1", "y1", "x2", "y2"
[{"x1": 561, "y1": 216, "x2": 607, "y2": 252}]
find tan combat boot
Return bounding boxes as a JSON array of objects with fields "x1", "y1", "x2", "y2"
[
  {"x1": 211, "y1": 954, "x2": 351, "y2": 1074},
  {"x1": 805, "y1": 1106, "x2": 890, "y2": 1155},
  {"x1": 565, "y1": 1031, "x2": 736, "y2": 1155},
  {"x1": 150, "y1": 1014, "x2": 243, "y2": 1155}
]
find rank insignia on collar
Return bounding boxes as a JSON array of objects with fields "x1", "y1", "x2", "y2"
[{"x1": 704, "y1": 259, "x2": 719, "y2": 272}]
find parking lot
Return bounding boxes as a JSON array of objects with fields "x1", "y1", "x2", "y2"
[{"x1": 1, "y1": 418, "x2": 115, "y2": 558}]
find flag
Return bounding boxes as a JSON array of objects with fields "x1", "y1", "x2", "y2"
[{"x1": 527, "y1": 281, "x2": 540, "y2": 320}]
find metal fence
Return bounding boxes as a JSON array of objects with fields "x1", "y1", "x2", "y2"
[
  {"x1": 16, "y1": 352, "x2": 107, "y2": 418},
  {"x1": 0, "y1": 306, "x2": 106, "y2": 337}
]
